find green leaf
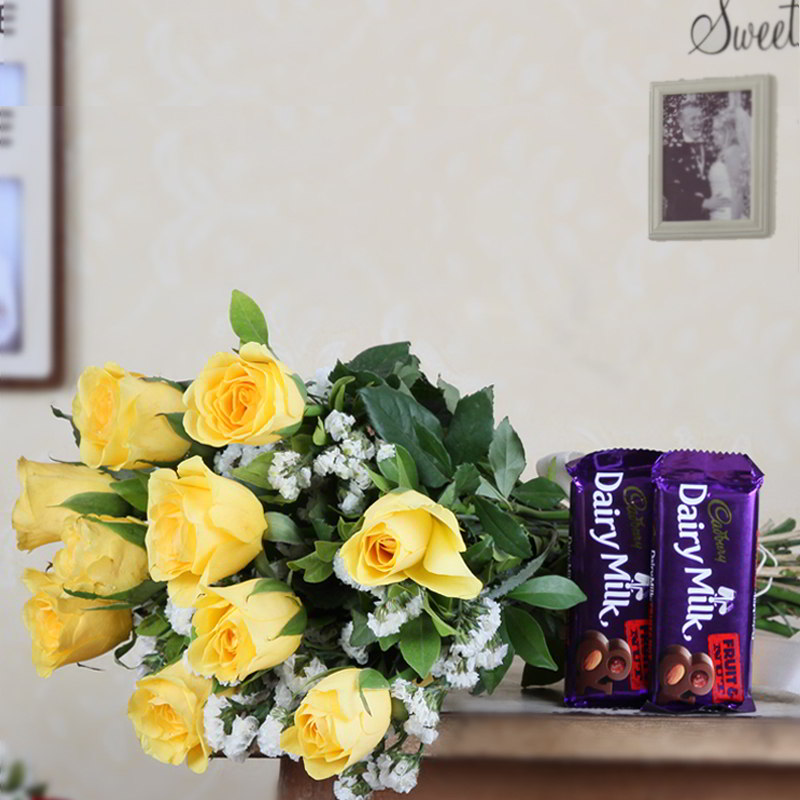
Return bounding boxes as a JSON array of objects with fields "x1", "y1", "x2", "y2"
[
  {"x1": 265, "y1": 511, "x2": 304, "y2": 544},
  {"x1": 304, "y1": 404, "x2": 324, "y2": 417},
  {"x1": 763, "y1": 518, "x2": 798, "y2": 537},
  {"x1": 289, "y1": 373, "x2": 308, "y2": 405},
  {"x1": 253, "y1": 551, "x2": 271, "y2": 577},
  {"x1": 159, "y1": 411, "x2": 193, "y2": 443},
  {"x1": 378, "y1": 632, "x2": 401, "y2": 651},
  {"x1": 235, "y1": 452, "x2": 276, "y2": 485},
  {"x1": 350, "y1": 610, "x2": 378, "y2": 647},
  {"x1": 65, "y1": 579, "x2": 165, "y2": 606},
  {"x1": 136, "y1": 613, "x2": 170, "y2": 637},
  {"x1": 376, "y1": 444, "x2": 419, "y2": 491},
  {"x1": 110, "y1": 477, "x2": 150, "y2": 513},
  {"x1": 463, "y1": 535, "x2": 495, "y2": 573},
  {"x1": 437, "y1": 377, "x2": 461, "y2": 415},
  {"x1": 503, "y1": 606, "x2": 557, "y2": 669},
  {"x1": 359, "y1": 667, "x2": 390, "y2": 690},
  {"x1": 399, "y1": 614, "x2": 441, "y2": 678},
  {"x1": 413, "y1": 421, "x2": 453, "y2": 479},
  {"x1": 444, "y1": 387, "x2": 494, "y2": 465},
  {"x1": 358, "y1": 668, "x2": 390, "y2": 715},
  {"x1": 287, "y1": 552, "x2": 333, "y2": 583},
  {"x1": 312, "y1": 418, "x2": 328, "y2": 447},
  {"x1": 365, "y1": 467, "x2": 392, "y2": 493},
  {"x1": 314, "y1": 540, "x2": 340, "y2": 563},
  {"x1": 512, "y1": 477, "x2": 566, "y2": 509},
  {"x1": 453, "y1": 463, "x2": 481, "y2": 495},
  {"x1": 330, "y1": 376, "x2": 356, "y2": 411},
  {"x1": 423, "y1": 595, "x2": 457, "y2": 636},
  {"x1": 359, "y1": 385, "x2": 450, "y2": 487},
  {"x1": 274, "y1": 421, "x2": 303, "y2": 438},
  {"x1": 248, "y1": 578, "x2": 292, "y2": 598},
  {"x1": 87, "y1": 516, "x2": 149, "y2": 549},
  {"x1": 475, "y1": 476, "x2": 508, "y2": 504},
  {"x1": 337, "y1": 518, "x2": 360, "y2": 541},
  {"x1": 291, "y1": 434, "x2": 313, "y2": 455},
  {"x1": 278, "y1": 606, "x2": 308, "y2": 637},
  {"x1": 488, "y1": 417, "x2": 526, "y2": 498},
  {"x1": 230, "y1": 289, "x2": 269, "y2": 346},
  {"x1": 59, "y1": 491, "x2": 132, "y2": 518},
  {"x1": 345, "y1": 342, "x2": 413, "y2": 378},
  {"x1": 507, "y1": 575, "x2": 587, "y2": 609},
  {"x1": 473, "y1": 497, "x2": 531, "y2": 559}
]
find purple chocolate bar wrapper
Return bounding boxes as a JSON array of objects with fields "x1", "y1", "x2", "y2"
[
  {"x1": 648, "y1": 451, "x2": 763, "y2": 713},
  {"x1": 564, "y1": 449, "x2": 661, "y2": 708}
]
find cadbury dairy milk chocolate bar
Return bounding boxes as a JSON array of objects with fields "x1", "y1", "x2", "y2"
[
  {"x1": 649, "y1": 451, "x2": 763, "y2": 712},
  {"x1": 564, "y1": 449, "x2": 661, "y2": 708}
]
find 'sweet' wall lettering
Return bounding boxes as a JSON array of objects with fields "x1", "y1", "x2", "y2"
[{"x1": 691, "y1": 0, "x2": 799, "y2": 54}]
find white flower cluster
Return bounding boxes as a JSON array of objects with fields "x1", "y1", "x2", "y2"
[
  {"x1": 165, "y1": 597, "x2": 195, "y2": 637},
  {"x1": 314, "y1": 417, "x2": 377, "y2": 517},
  {"x1": 273, "y1": 654, "x2": 328, "y2": 708},
  {"x1": 366, "y1": 592, "x2": 424, "y2": 638},
  {"x1": 376, "y1": 442, "x2": 396, "y2": 462},
  {"x1": 256, "y1": 706, "x2": 296, "y2": 759},
  {"x1": 339, "y1": 621, "x2": 369, "y2": 665},
  {"x1": 332, "y1": 551, "x2": 386, "y2": 599},
  {"x1": 268, "y1": 451, "x2": 312, "y2": 502},
  {"x1": 202, "y1": 694, "x2": 259, "y2": 762},
  {"x1": 333, "y1": 771, "x2": 373, "y2": 800},
  {"x1": 125, "y1": 634, "x2": 158, "y2": 678},
  {"x1": 431, "y1": 598, "x2": 506, "y2": 690},
  {"x1": 372, "y1": 753, "x2": 420, "y2": 794},
  {"x1": 213, "y1": 443, "x2": 274, "y2": 479},
  {"x1": 307, "y1": 366, "x2": 333, "y2": 400},
  {"x1": 390, "y1": 679, "x2": 441, "y2": 745}
]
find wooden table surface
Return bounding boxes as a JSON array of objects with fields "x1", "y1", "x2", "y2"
[{"x1": 277, "y1": 660, "x2": 800, "y2": 799}]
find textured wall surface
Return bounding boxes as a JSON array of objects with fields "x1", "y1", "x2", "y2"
[{"x1": 0, "y1": 1, "x2": 798, "y2": 798}]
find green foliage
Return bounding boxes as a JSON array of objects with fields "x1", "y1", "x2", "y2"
[
  {"x1": 488, "y1": 418, "x2": 526, "y2": 498},
  {"x1": 360, "y1": 386, "x2": 450, "y2": 487},
  {"x1": 473, "y1": 497, "x2": 532, "y2": 559},
  {"x1": 507, "y1": 575, "x2": 586, "y2": 609},
  {"x1": 444, "y1": 387, "x2": 494, "y2": 465},
  {"x1": 288, "y1": 552, "x2": 334, "y2": 583},
  {"x1": 110, "y1": 474, "x2": 150, "y2": 514},
  {"x1": 512, "y1": 477, "x2": 566, "y2": 509},
  {"x1": 65, "y1": 579, "x2": 165, "y2": 607},
  {"x1": 503, "y1": 606, "x2": 557, "y2": 670},
  {"x1": 399, "y1": 614, "x2": 441, "y2": 678},
  {"x1": 265, "y1": 511, "x2": 304, "y2": 544},
  {"x1": 59, "y1": 491, "x2": 132, "y2": 518},
  {"x1": 232, "y1": 453, "x2": 276, "y2": 489},
  {"x1": 230, "y1": 289, "x2": 269, "y2": 347}
]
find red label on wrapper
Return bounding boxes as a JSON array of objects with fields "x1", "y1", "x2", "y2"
[
  {"x1": 625, "y1": 618, "x2": 650, "y2": 691},
  {"x1": 709, "y1": 632, "x2": 743, "y2": 703}
]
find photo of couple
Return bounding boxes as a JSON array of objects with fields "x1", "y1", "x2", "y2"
[{"x1": 662, "y1": 90, "x2": 752, "y2": 222}]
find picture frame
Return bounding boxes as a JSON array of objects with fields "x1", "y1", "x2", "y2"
[
  {"x1": 0, "y1": 0, "x2": 63, "y2": 387},
  {"x1": 649, "y1": 74, "x2": 773, "y2": 241}
]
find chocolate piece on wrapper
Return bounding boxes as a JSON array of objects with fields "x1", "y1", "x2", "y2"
[
  {"x1": 648, "y1": 451, "x2": 763, "y2": 713},
  {"x1": 564, "y1": 449, "x2": 661, "y2": 708}
]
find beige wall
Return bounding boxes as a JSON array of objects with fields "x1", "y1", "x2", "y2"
[{"x1": 1, "y1": 1, "x2": 798, "y2": 798}]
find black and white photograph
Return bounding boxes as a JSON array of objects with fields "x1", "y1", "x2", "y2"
[{"x1": 649, "y1": 75, "x2": 772, "y2": 240}]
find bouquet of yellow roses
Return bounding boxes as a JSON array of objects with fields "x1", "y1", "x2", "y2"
[{"x1": 13, "y1": 291, "x2": 584, "y2": 797}]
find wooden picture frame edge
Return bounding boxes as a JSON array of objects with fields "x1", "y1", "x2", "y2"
[{"x1": 0, "y1": 0, "x2": 64, "y2": 389}]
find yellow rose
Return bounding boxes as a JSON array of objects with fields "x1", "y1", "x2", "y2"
[
  {"x1": 188, "y1": 579, "x2": 303, "y2": 683},
  {"x1": 340, "y1": 490, "x2": 482, "y2": 599},
  {"x1": 280, "y1": 668, "x2": 391, "y2": 780},
  {"x1": 72, "y1": 362, "x2": 190, "y2": 470},
  {"x1": 12, "y1": 458, "x2": 116, "y2": 551},
  {"x1": 128, "y1": 660, "x2": 212, "y2": 774},
  {"x1": 52, "y1": 515, "x2": 150, "y2": 596},
  {"x1": 146, "y1": 455, "x2": 266, "y2": 607},
  {"x1": 183, "y1": 342, "x2": 304, "y2": 447},
  {"x1": 22, "y1": 569, "x2": 132, "y2": 678}
]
